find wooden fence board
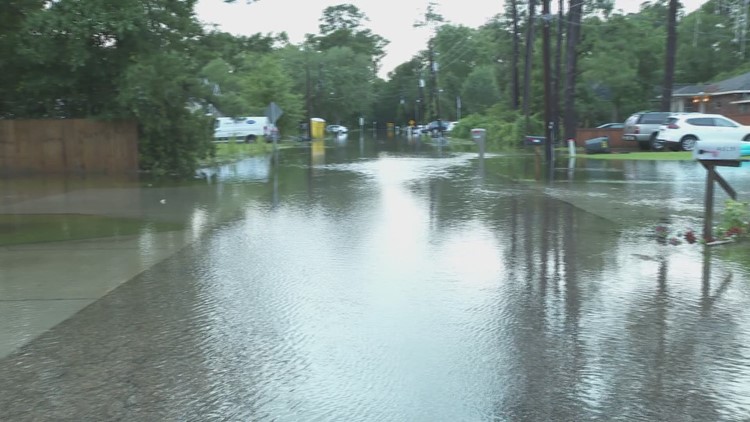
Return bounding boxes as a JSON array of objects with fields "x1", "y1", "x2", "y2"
[{"x1": 0, "y1": 119, "x2": 138, "y2": 175}]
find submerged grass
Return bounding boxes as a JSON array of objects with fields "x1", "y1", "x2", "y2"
[
  {"x1": 0, "y1": 214, "x2": 184, "y2": 246},
  {"x1": 202, "y1": 140, "x2": 298, "y2": 166},
  {"x1": 572, "y1": 151, "x2": 693, "y2": 161}
]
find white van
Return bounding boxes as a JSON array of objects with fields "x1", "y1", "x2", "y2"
[{"x1": 213, "y1": 116, "x2": 274, "y2": 143}]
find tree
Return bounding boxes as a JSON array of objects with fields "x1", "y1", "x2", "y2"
[
  {"x1": 523, "y1": 0, "x2": 537, "y2": 124},
  {"x1": 661, "y1": 0, "x2": 679, "y2": 112},
  {"x1": 310, "y1": 4, "x2": 388, "y2": 70},
  {"x1": 510, "y1": 0, "x2": 522, "y2": 110},
  {"x1": 118, "y1": 52, "x2": 212, "y2": 175},
  {"x1": 432, "y1": 25, "x2": 479, "y2": 120},
  {"x1": 461, "y1": 65, "x2": 501, "y2": 115},
  {"x1": 0, "y1": 0, "x2": 45, "y2": 116},
  {"x1": 562, "y1": 0, "x2": 583, "y2": 140},
  {"x1": 8, "y1": 0, "x2": 211, "y2": 174},
  {"x1": 314, "y1": 47, "x2": 376, "y2": 125}
]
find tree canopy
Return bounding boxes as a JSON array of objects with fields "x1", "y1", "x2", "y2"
[{"x1": 2, "y1": 0, "x2": 750, "y2": 173}]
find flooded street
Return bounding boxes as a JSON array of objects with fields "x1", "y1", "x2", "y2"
[{"x1": 2, "y1": 135, "x2": 750, "y2": 421}]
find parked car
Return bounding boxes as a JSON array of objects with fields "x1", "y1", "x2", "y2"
[
  {"x1": 656, "y1": 113, "x2": 750, "y2": 151},
  {"x1": 446, "y1": 121, "x2": 459, "y2": 132},
  {"x1": 421, "y1": 120, "x2": 449, "y2": 134},
  {"x1": 326, "y1": 124, "x2": 348, "y2": 134},
  {"x1": 596, "y1": 122, "x2": 624, "y2": 129},
  {"x1": 622, "y1": 111, "x2": 672, "y2": 150}
]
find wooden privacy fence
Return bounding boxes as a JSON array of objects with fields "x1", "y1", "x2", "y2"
[
  {"x1": 0, "y1": 119, "x2": 138, "y2": 175},
  {"x1": 573, "y1": 128, "x2": 628, "y2": 149}
]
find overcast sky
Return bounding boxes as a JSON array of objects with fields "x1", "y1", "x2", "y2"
[{"x1": 194, "y1": 0, "x2": 707, "y2": 78}]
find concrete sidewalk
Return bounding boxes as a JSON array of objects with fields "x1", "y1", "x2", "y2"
[
  {"x1": 0, "y1": 183, "x2": 203, "y2": 359},
  {"x1": 0, "y1": 231, "x2": 194, "y2": 359}
]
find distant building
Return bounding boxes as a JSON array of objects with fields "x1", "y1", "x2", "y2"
[{"x1": 670, "y1": 72, "x2": 750, "y2": 114}]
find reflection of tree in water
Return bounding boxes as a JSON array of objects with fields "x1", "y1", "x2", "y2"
[
  {"x1": 589, "y1": 250, "x2": 749, "y2": 420},
  {"x1": 476, "y1": 193, "x2": 614, "y2": 420}
]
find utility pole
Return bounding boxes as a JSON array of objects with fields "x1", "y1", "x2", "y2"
[
  {"x1": 542, "y1": 0, "x2": 553, "y2": 164},
  {"x1": 428, "y1": 40, "x2": 437, "y2": 121},
  {"x1": 418, "y1": 74, "x2": 425, "y2": 124},
  {"x1": 305, "y1": 49, "x2": 312, "y2": 140},
  {"x1": 428, "y1": 38, "x2": 442, "y2": 134}
]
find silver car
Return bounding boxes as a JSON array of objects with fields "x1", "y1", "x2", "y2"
[{"x1": 622, "y1": 111, "x2": 671, "y2": 151}]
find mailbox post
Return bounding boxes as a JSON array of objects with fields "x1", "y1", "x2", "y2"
[
  {"x1": 471, "y1": 128, "x2": 486, "y2": 159},
  {"x1": 694, "y1": 140, "x2": 743, "y2": 243}
]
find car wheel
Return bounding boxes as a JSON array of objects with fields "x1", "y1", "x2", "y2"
[
  {"x1": 245, "y1": 135, "x2": 256, "y2": 143},
  {"x1": 650, "y1": 134, "x2": 664, "y2": 151},
  {"x1": 680, "y1": 135, "x2": 697, "y2": 151}
]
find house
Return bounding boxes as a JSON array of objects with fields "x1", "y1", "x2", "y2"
[{"x1": 670, "y1": 71, "x2": 750, "y2": 115}]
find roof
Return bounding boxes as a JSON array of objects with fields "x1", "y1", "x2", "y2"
[{"x1": 673, "y1": 72, "x2": 750, "y2": 97}]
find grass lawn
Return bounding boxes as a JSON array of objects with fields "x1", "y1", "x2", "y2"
[
  {"x1": 202, "y1": 140, "x2": 292, "y2": 166},
  {"x1": 568, "y1": 151, "x2": 693, "y2": 161},
  {"x1": 0, "y1": 214, "x2": 184, "y2": 246}
]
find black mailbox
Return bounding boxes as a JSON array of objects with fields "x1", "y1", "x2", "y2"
[{"x1": 524, "y1": 136, "x2": 545, "y2": 146}]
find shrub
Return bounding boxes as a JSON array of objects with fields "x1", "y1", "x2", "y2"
[{"x1": 452, "y1": 107, "x2": 544, "y2": 151}]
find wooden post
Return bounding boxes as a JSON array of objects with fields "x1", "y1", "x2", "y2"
[
  {"x1": 700, "y1": 160, "x2": 741, "y2": 243},
  {"x1": 703, "y1": 163, "x2": 716, "y2": 242}
]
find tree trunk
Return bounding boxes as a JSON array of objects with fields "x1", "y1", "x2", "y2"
[
  {"x1": 661, "y1": 0, "x2": 678, "y2": 112},
  {"x1": 562, "y1": 0, "x2": 582, "y2": 141},
  {"x1": 510, "y1": 0, "x2": 521, "y2": 110},
  {"x1": 522, "y1": 0, "x2": 536, "y2": 127},
  {"x1": 542, "y1": 0, "x2": 552, "y2": 162},
  {"x1": 552, "y1": 0, "x2": 563, "y2": 143}
]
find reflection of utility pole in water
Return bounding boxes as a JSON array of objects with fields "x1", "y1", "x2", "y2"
[
  {"x1": 308, "y1": 139, "x2": 325, "y2": 198},
  {"x1": 272, "y1": 147, "x2": 279, "y2": 208}
]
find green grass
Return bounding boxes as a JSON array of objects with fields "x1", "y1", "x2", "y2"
[
  {"x1": 570, "y1": 151, "x2": 693, "y2": 161},
  {"x1": 0, "y1": 214, "x2": 184, "y2": 246},
  {"x1": 201, "y1": 139, "x2": 287, "y2": 166}
]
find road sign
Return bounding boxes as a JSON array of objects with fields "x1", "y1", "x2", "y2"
[{"x1": 265, "y1": 102, "x2": 284, "y2": 124}]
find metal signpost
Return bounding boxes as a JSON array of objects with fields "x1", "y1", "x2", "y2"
[{"x1": 265, "y1": 102, "x2": 284, "y2": 147}]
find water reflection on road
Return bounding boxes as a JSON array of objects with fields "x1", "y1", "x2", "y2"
[{"x1": 1, "y1": 135, "x2": 750, "y2": 421}]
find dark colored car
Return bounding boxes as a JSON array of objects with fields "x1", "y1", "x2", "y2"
[
  {"x1": 596, "y1": 122, "x2": 624, "y2": 129},
  {"x1": 421, "y1": 120, "x2": 449, "y2": 135}
]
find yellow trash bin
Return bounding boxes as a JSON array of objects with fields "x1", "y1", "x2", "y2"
[{"x1": 311, "y1": 117, "x2": 326, "y2": 139}]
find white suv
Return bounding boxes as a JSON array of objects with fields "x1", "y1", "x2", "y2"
[{"x1": 657, "y1": 113, "x2": 750, "y2": 151}]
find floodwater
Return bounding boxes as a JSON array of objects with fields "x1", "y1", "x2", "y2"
[{"x1": 2, "y1": 134, "x2": 750, "y2": 421}]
